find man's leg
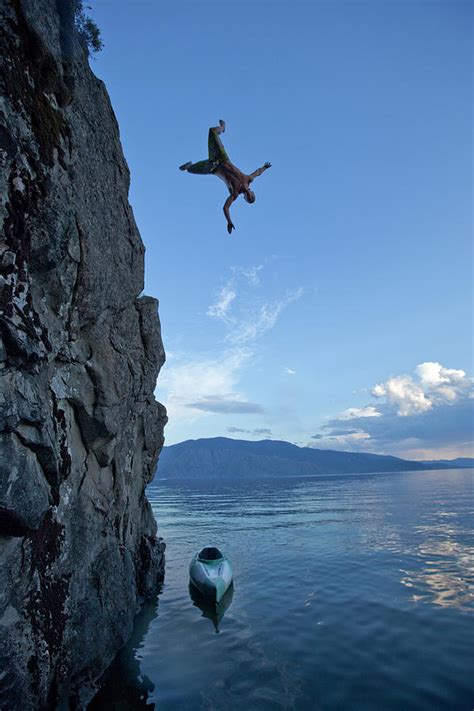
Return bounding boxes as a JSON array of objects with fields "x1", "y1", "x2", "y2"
[
  {"x1": 208, "y1": 120, "x2": 229, "y2": 163},
  {"x1": 184, "y1": 159, "x2": 214, "y2": 174},
  {"x1": 180, "y1": 121, "x2": 227, "y2": 172}
]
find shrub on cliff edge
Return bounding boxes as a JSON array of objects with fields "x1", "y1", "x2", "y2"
[{"x1": 74, "y1": 1, "x2": 103, "y2": 53}]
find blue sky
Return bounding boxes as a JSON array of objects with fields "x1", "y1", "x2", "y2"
[{"x1": 89, "y1": 0, "x2": 472, "y2": 458}]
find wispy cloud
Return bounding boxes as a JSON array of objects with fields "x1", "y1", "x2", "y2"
[
  {"x1": 207, "y1": 283, "x2": 236, "y2": 322},
  {"x1": 158, "y1": 264, "x2": 304, "y2": 435},
  {"x1": 207, "y1": 265, "x2": 304, "y2": 344},
  {"x1": 285, "y1": 368, "x2": 296, "y2": 375},
  {"x1": 311, "y1": 362, "x2": 474, "y2": 458},
  {"x1": 229, "y1": 288, "x2": 304, "y2": 344},
  {"x1": 338, "y1": 405, "x2": 381, "y2": 420},
  {"x1": 310, "y1": 431, "x2": 372, "y2": 450},
  {"x1": 232, "y1": 264, "x2": 264, "y2": 286},
  {"x1": 188, "y1": 397, "x2": 264, "y2": 414},
  {"x1": 227, "y1": 426, "x2": 272, "y2": 436}
]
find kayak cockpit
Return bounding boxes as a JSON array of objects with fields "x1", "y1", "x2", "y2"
[{"x1": 198, "y1": 546, "x2": 224, "y2": 562}]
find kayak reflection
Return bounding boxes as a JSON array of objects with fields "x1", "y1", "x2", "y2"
[{"x1": 189, "y1": 580, "x2": 234, "y2": 633}]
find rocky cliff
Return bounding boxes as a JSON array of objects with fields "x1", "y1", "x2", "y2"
[{"x1": 0, "y1": 1, "x2": 166, "y2": 707}]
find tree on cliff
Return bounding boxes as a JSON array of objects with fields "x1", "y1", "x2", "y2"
[{"x1": 74, "y1": 0, "x2": 103, "y2": 53}]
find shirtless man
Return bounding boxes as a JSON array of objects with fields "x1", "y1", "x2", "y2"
[{"x1": 179, "y1": 120, "x2": 271, "y2": 234}]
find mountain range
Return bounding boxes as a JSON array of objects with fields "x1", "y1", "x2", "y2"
[{"x1": 155, "y1": 437, "x2": 474, "y2": 480}]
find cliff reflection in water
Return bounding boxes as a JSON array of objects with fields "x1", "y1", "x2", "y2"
[{"x1": 88, "y1": 593, "x2": 161, "y2": 710}]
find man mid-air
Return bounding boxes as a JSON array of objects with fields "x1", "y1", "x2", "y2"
[{"x1": 179, "y1": 120, "x2": 271, "y2": 234}]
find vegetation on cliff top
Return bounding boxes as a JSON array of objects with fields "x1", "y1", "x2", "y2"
[{"x1": 74, "y1": 1, "x2": 103, "y2": 53}]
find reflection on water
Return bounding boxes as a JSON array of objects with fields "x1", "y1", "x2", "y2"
[
  {"x1": 399, "y1": 518, "x2": 474, "y2": 610},
  {"x1": 89, "y1": 594, "x2": 160, "y2": 710},
  {"x1": 189, "y1": 581, "x2": 235, "y2": 633},
  {"x1": 90, "y1": 469, "x2": 474, "y2": 710}
]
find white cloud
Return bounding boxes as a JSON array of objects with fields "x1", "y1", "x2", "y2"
[
  {"x1": 372, "y1": 375, "x2": 432, "y2": 416},
  {"x1": 312, "y1": 361, "x2": 473, "y2": 458},
  {"x1": 338, "y1": 405, "x2": 381, "y2": 420},
  {"x1": 416, "y1": 361, "x2": 466, "y2": 387},
  {"x1": 156, "y1": 348, "x2": 253, "y2": 423},
  {"x1": 372, "y1": 361, "x2": 471, "y2": 416},
  {"x1": 285, "y1": 368, "x2": 296, "y2": 375},
  {"x1": 415, "y1": 362, "x2": 468, "y2": 404}
]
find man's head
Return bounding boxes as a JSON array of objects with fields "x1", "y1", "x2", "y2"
[{"x1": 244, "y1": 189, "x2": 256, "y2": 204}]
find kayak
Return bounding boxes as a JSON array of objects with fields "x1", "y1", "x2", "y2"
[{"x1": 189, "y1": 546, "x2": 233, "y2": 603}]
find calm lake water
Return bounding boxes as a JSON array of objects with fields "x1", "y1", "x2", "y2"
[{"x1": 90, "y1": 469, "x2": 473, "y2": 710}]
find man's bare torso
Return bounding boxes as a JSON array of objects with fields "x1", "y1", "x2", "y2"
[
  {"x1": 179, "y1": 121, "x2": 271, "y2": 232},
  {"x1": 215, "y1": 161, "x2": 251, "y2": 197}
]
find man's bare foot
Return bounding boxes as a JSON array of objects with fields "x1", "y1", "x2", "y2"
[
  {"x1": 179, "y1": 161, "x2": 192, "y2": 171},
  {"x1": 219, "y1": 119, "x2": 226, "y2": 133}
]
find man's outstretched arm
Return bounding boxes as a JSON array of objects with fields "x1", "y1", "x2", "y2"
[
  {"x1": 223, "y1": 194, "x2": 237, "y2": 233},
  {"x1": 249, "y1": 161, "x2": 272, "y2": 182}
]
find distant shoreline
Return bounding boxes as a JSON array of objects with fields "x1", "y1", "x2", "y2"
[
  {"x1": 154, "y1": 437, "x2": 474, "y2": 481},
  {"x1": 154, "y1": 467, "x2": 474, "y2": 482}
]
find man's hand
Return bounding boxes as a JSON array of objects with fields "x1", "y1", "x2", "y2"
[
  {"x1": 249, "y1": 162, "x2": 272, "y2": 181},
  {"x1": 224, "y1": 195, "x2": 236, "y2": 232}
]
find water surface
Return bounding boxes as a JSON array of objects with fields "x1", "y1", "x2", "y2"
[{"x1": 91, "y1": 469, "x2": 473, "y2": 710}]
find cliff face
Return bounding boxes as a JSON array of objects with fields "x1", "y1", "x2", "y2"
[{"x1": 0, "y1": 1, "x2": 166, "y2": 707}]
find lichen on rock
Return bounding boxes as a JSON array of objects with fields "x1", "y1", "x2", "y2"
[{"x1": 0, "y1": 0, "x2": 166, "y2": 707}]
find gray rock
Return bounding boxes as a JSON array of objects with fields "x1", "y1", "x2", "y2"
[
  {"x1": 0, "y1": 0, "x2": 166, "y2": 707},
  {"x1": 0, "y1": 433, "x2": 51, "y2": 534}
]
